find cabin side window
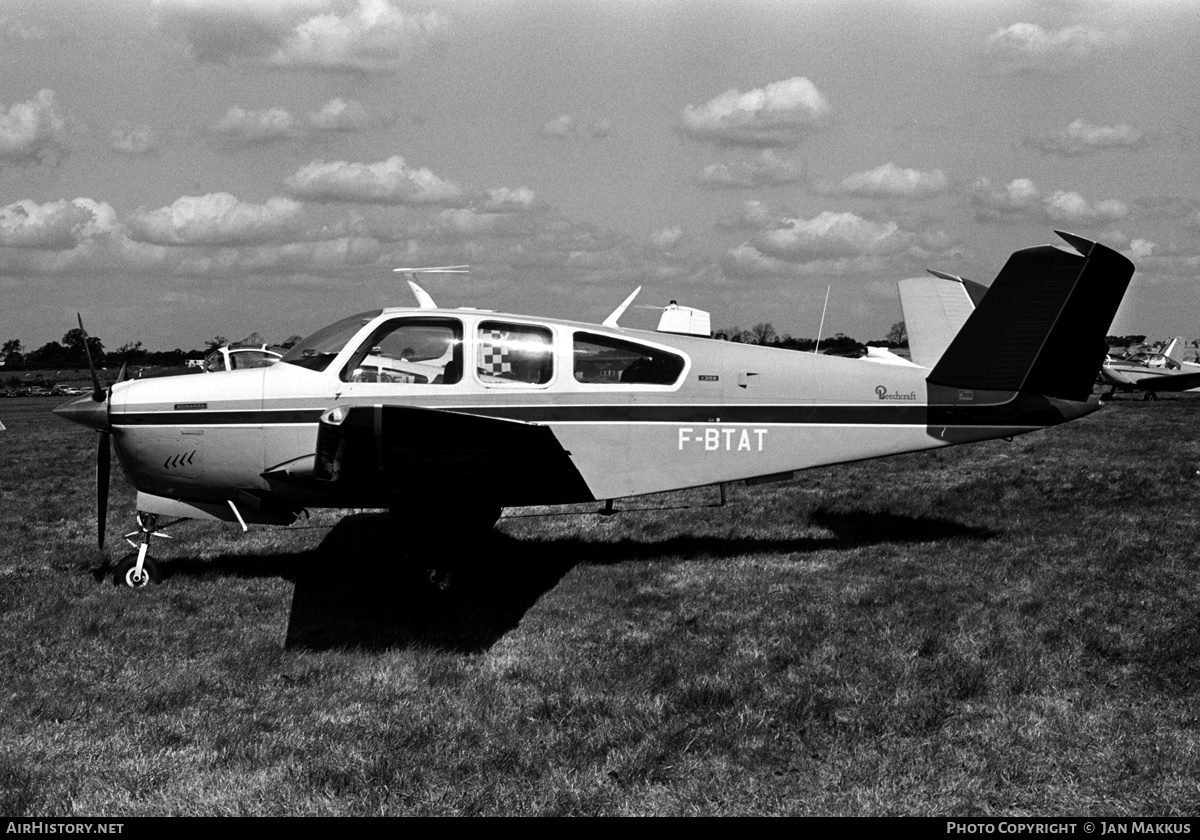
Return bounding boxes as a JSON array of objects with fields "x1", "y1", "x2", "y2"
[
  {"x1": 341, "y1": 318, "x2": 463, "y2": 385},
  {"x1": 475, "y1": 321, "x2": 554, "y2": 386},
  {"x1": 573, "y1": 333, "x2": 686, "y2": 385}
]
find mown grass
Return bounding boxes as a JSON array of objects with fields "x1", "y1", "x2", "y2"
[{"x1": 1, "y1": 394, "x2": 1198, "y2": 815}]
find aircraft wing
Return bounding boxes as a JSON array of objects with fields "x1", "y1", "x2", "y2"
[
  {"x1": 1133, "y1": 371, "x2": 1200, "y2": 392},
  {"x1": 311, "y1": 404, "x2": 594, "y2": 506}
]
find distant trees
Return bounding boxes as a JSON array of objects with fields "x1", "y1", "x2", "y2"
[
  {"x1": 716, "y1": 321, "x2": 867, "y2": 356},
  {"x1": 61, "y1": 327, "x2": 105, "y2": 362},
  {"x1": 748, "y1": 322, "x2": 778, "y2": 345},
  {"x1": 1, "y1": 330, "x2": 222, "y2": 371},
  {"x1": 24, "y1": 341, "x2": 71, "y2": 368},
  {"x1": 111, "y1": 341, "x2": 146, "y2": 367},
  {"x1": 1, "y1": 339, "x2": 23, "y2": 368},
  {"x1": 885, "y1": 321, "x2": 907, "y2": 347}
]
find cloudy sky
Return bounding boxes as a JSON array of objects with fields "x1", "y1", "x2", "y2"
[{"x1": 2, "y1": 0, "x2": 1199, "y2": 353}]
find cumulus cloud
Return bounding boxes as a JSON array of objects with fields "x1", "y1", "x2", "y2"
[
  {"x1": 649, "y1": 227, "x2": 683, "y2": 250},
  {"x1": 984, "y1": 23, "x2": 1127, "y2": 72},
  {"x1": 307, "y1": 97, "x2": 373, "y2": 131},
  {"x1": 109, "y1": 122, "x2": 162, "y2": 156},
  {"x1": 127, "y1": 192, "x2": 303, "y2": 246},
  {"x1": 286, "y1": 155, "x2": 465, "y2": 205},
  {"x1": 0, "y1": 89, "x2": 68, "y2": 165},
  {"x1": 210, "y1": 105, "x2": 302, "y2": 144},
  {"x1": 968, "y1": 177, "x2": 1127, "y2": 224},
  {"x1": 752, "y1": 210, "x2": 908, "y2": 261},
  {"x1": 209, "y1": 98, "x2": 380, "y2": 144},
  {"x1": 1126, "y1": 238, "x2": 1155, "y2": 260},
  {"x1": 156, "y1": 0, "x2": 447, "y2": 72},
  {"x1": 830, "y1": 162, "x2": 947, "y2": 197},
  {"x1": 1025, "y1": 118, "x2": 1144, "y2": 156},
  {"x1": 1043, "y1": 190, "x2": 1129, "y2": 224},
  {"x1": 268, "y1": 0, "x2": 446, "y2": 71},
  {"x1": 695, "y1": 151, "x2": 805, "y2": 189},
  {"x1": 0, "y1": 198, "x2": 117, "y2": 249},
  {"x1": 719, "y1": 242, "x2": 795, "y2": 279},
  {"x1": 485, "y1": 187, "x2": 536, "y2": 209},
  {"x1": 680, "y1": 77, "x2": 829, "y2": 147}
]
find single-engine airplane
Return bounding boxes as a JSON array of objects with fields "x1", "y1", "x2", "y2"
[
  {"x1": 56, "y1": 231, "x2": 1134, "y2": 588},
  {"x1": 1097, "y1": 337, "x2": 1200, "y2": 399}
]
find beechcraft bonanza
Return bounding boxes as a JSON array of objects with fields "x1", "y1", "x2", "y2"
[
  {"x1": 1097, "y1": 337, "x2": 1200, "y2": 399},
  {"x1": 56, "y1": 232, "x2": 1134, "y2": 588}
]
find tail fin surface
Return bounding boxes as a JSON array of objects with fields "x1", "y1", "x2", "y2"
[
  {"x1": 927, "y1": 231, "x2": 1134, "y2": 403},
  {"x1": 898, "y1": 273, "x2": 986, "y2": 368},
  {"x1": 1163, "y1": 337, "x2": 1186, "y2": 365}
]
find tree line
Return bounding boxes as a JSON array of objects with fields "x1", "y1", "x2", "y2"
[
  {"x1": 0, "y1": 331, "x2": 302, "y2": 372},
  {"x1": 717, "y1": 321, "x2": 908, "y2": 356}
]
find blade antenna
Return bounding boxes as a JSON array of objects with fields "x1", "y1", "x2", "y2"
[
  {"x1": 603, "y1": 286, "x2": 642, "y2": 329},
  {"x1": 406, "y1": 280, "x2": 437, "y2": 310},
  {"x1": 391, "y1": 265, "x2": 470, "y2": 310}
]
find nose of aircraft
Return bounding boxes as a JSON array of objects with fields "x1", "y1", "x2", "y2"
[{"x1": 53, "y1": 393, "x2": 111, "y2": 432}]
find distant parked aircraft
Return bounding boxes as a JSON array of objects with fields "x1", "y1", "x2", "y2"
[{"x1": 1098, "y1": 337, "x2": 1200, "y2": 399}]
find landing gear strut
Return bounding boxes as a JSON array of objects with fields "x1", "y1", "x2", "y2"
[{"x1": 112, "y1": 512, "x2": 176, "y2": 588}]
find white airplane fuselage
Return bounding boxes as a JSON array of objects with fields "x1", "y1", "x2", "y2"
[{"x1": 95, "y1": 306, "x2": 1074, "y2": 524}]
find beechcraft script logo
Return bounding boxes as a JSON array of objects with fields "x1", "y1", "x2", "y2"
[{"x1": 875, "y1": 385, "x2": 917, "y2": 401}]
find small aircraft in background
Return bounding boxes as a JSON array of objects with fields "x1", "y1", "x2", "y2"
[
  {"x1": 193, "y1": 342, "x2": 285, "y2": 373},
  {"x1": 55, "y1": 232, "x2": 1134, "y2": 588},
  {"x1": 1097, "y1": 337, "x2": 1200, "y2": 399}
]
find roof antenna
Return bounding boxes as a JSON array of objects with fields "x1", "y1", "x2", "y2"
[
  {"x1": 603, "y1": 286, "x2": 642, "y2": 329},
  {"x1": 391, "y1": 265, "x2": 469, "y2": 310},
  {"x1": 813, "y1": 285, "x2": 831, "y2": 354}
]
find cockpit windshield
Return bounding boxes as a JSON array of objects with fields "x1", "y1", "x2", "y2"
[{"x1": 280, "y1": 310, "x2": 382, "y2": 372}]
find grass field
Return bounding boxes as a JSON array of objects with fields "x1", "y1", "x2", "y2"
[{"x1": 1, "y1": 393, "x2": 1198, "y2": 816}]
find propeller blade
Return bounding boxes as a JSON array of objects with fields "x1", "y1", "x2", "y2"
[
  {"x1": 116, "y1": 361, "x2": 128, "y2": 384},
  {"x1": 77, "y1": 313, "x2": 104, "y2": 403},
  {"x1": 97, "y1": 431, "x2": 110, "y2": 548}
]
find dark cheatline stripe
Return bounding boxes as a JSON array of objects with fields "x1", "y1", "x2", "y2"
[
  {"x1": 110, "y1": 402, "x2": 1047, "y2": 429},
  {"x1": 114, "y1": 409, "x2": 325, "y2": 426},
  {"x1": 460, "y1": 404, "x2": 931, "y2": 424}
]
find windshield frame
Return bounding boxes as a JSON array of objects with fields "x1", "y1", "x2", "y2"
[{"x1": 280, "y1": 310, "x2": 382, "y2": 372}]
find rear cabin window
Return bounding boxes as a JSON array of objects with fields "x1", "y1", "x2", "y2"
[
  {"x1": 342, "y1": 318, "x2": 463, "y2": 384},
  {"x1": 573, "y1": 333, "x2": 685, "y2": 385},
  {"x1": 476, "y1": 322, "x2": 553, "y2": 385}
]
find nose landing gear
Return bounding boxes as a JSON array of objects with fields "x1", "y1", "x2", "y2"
[{"x1": 111, "y1": 512, "x2": 178, "y2": 588}]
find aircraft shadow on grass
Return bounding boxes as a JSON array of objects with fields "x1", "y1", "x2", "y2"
[{"x1": 113, "y1": 508, "x2": 995, "y2": 654}]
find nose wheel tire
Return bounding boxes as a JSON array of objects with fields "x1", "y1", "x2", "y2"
[{"x1": 113, "y1": 553, "x2": 160, "y2": 588}]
